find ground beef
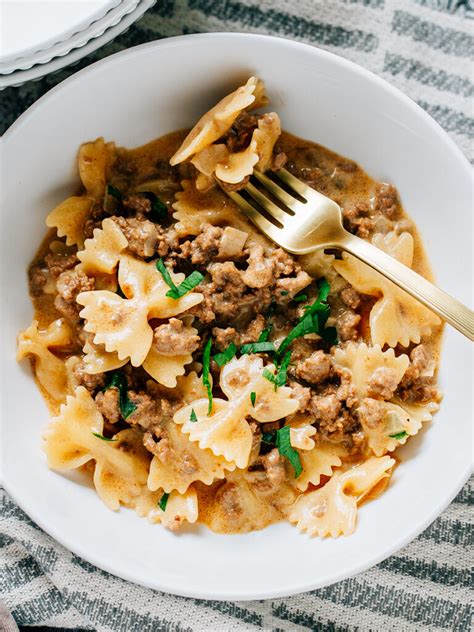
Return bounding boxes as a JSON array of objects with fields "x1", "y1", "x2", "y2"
[
  {"x1": 180, "y1": 223, "x2": 223, "y2": 264},
  {"x1": 309, "y1": 393, "x2": 341, "y2": 425},
  {"x1": 336, "y1": 309, "x2": 361, "y2": 341},
  {"x1": 240, "y1": 315, "x2": 266, "y2": 344},
  {"x1": 357, "y1": 397, "x2": 384, "y2": 429},
  {"x1": 397, "y1": 344, "x2": 440, "y2": 403},
  {"x1": 374, "y1": 183, "x2": 399, "y2": 219},
  {"x1": 249, "y1": 448, "x2": 287, "y2": 490},
  {"x1": 29, "y1": 265, "x2": 47, "y2": 296},
  {"x1": 72, "y1": 360, "x2": 106, "y2": 392},
  {"x1": 153, "y1": 318, "x2": 199, "y2": 356},
  {"x1": 275, "y1": 270, "x2": 313, "y2": 298},
  {"x1": 143, "y1": 426, "x2": 170, "y2": 461},
  {"x1": 44, "y1": 252, "x2": 78, "y2": 278},
  {"x1": 340, "y1": 285, "x2": 361, "y2": 310},
  {"x1": 242, "y1": 245, "x2": 275, "y2": 288},
  {"x1": 56, "y1": 269, "x2": 94, "y2": 302},
  {"x1": 218, "y1": 175, "x2": 251, "y2": 192},
  {"x1": 223, "y1": 112, "x2": 259, "y2": 153},
  {"x1": 296, "y1": 350, "x2": 332, "y2": 385},
  {"x1": 287, "y1": 381, "x2": 312, "y2": 412},
  {"x1": 54, "y1": 296, "x2": 81, "y2": 322},
  {"x1": 112, "y1": 216, "x2": 161, "y2": 258},
  {"x1": 127, "y1": 390, "x2": 162, "y2": 431},
  {"x1": 342, "y1": 202, "x2": 369, "y2": 234},
  {"x1": 122, "y1": 195, "x2": 152, "y2": 218},
  {"x1": 212, "y1": 326, "x2": 240, "y2": 350},
  {"x1": 95, "y1": 387, "x2": 120, "y2": 423},
  {"x1": 367, "y1": 367, "x2": 402, "y2": 400},
  {"x1": 272, "y1": 152, "x2": 287, "y2": 170}
]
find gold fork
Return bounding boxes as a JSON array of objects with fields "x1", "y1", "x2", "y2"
[{"x1": 225, "y1": 167, "x2": 474, "y2": 341}]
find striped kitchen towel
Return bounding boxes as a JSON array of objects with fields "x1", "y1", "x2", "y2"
[{"x1": 1, "y1": 1, "x2": 472, "y2": 630}]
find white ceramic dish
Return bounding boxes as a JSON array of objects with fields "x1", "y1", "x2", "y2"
[
  {"x1": 0, "y1": 0, "x2": 140, "y2": 74},
  {"x1": 0, "y1": 0, "x2": 123, "y2": 71},
  {"x1": 0, "y1": 0, "x2": 155, "y2": 88},
  {"x1": 0, "y1": 33, "x2": 472, "y2": 601}
]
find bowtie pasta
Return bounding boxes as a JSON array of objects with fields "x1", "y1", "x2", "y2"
[{"x1": 18, "y1": 77, "x2": 442, "y2": 536}]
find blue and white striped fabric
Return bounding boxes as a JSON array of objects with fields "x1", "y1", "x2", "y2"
[{"x1": 1, "y1": 1, "x2": 472, "y2": 629}]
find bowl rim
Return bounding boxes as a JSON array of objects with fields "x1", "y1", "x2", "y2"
[{"x1": 1, "y1": 32, "x2": 472, "y2": 601}]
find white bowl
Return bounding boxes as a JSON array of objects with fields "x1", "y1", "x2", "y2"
[{"x1": 1, "y1": 33, "x2": 472, "y2": 601}]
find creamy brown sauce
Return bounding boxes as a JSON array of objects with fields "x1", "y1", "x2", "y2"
[{"x1": 26, "y1": 129, "x2": 442, "y2": 534}]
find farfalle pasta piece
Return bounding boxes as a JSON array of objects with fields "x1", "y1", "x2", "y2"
[
  {"x1": 142, "y1": 324, "x2": 198, "y2": 388},
  {"x1": 44, "y1": 387, "x2": 151, "y2": 511},
  {"x1": 17, "y1": 319, "x2": 75, "y2": 403},
  {"x1": 197, "y1": 470, "x2": 296, "y2": 533},
  {"x1": 77, "y1": 254, "x2": 203, "y2": 366},
  {"x1": 332, "y1": 342, "x2": 409, "y2": 400},
  {"x1": 298, "y1": 250, "x2": 336, "y2": 281},
  {"x1": 289, "y1": 456, "x2": 395, "y2": 537},
  {"x1": 290, "y1": 425, "x2": 316, "y2": 451},
  {"x1": 170, "y1": 76, "x2": 262, "y2": 165},
  {"x1": 136, "y1": 486, "x2": 199, "y2": 530},
  {"x1": 174, "y1": 355, "x2": 299, "y2": 468},
  {"x1": 77, "y1": 218, "x2": 128, "y2": 275},
  {"x1": 78, "y1": 137, "x2": 114, "y2": 198},
  {"x1": 359, "y1": 398, "x2": 439, "y2": 456},
  {"x1": 147, "y1": 421, "x2": 234, "y2": 494},
  {"x1": 82, "y1": 341, "x2": 127, "y2": 374},
  {"x1": 192, "y1": 112, "x2": 281, "y2": 185},
  {"x1": 46, "y1": 196, "x2": 94, "y2": 248},
  {"x1": 334, "y1": 231, "x2": 441, "y2": 347},
  {"x1": 295, "y1": 442, "x2": 344, "y2": 492}
]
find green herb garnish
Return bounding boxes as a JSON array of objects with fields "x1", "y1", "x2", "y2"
[
  {"x1": 158, "y1": 492, "x2": 169, "y2": 511},
  {"x1": 106, "y1": 184, "x2": 123, "y2": 200},
  {"x1": 104, "y1": 372, "x2": 137, "y2": 419},
  {"x1": 250, "y1": 392, "x2": 257, "y2": 407},
  {"x1": 141, "y1": 191, "x2": 168, "y2": 223},
  {"x1": 389, "y1": 431, "x2": 408, "y2": 440},
  {"x1": 202, "y1": 338, "x2": 213, "y2": 415},
  {"x1": 292, "y1": 293, "x2": 308, "y2": 303},
  {"x1": 258, "y1": 326, "x2": 272, "y2": 343},
  {"x1": 276, "y1": 426, "x2": 302, "y2": 478},
  {"x1": 240, "y1": 341, "x2": 276, "y2": 355},
  {"x1": 213, "y1": 342, "x2": 237, "y2": 368},
  {"x1": 262, "y1": 351, "x2": 292, "y2": 390},
  {"x1": 276, "y1": 278, "x2": 331, "y2": 359},
  {"x1": 189, "y1": 409, "x2": 198, "y2": 423},
  {"x1": 156, "y1": 259, "x2": 204, "y2": 300},
  {"x1": 259, "y1": 426, "x2": 302, "y2": 478},
  {"x1": 92, "y1": 432, "x2": 117, "y2": 442}
]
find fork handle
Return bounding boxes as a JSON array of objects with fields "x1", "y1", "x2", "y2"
[{"x1": 338, "y1": 232, "x2": 474, "y2": 341}]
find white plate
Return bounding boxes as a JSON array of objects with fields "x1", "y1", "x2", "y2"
[
  {"x1": 0, "y1": 34, "x2": 472, "y2": 601},
  {"x1": 0, "y1": 0, "x2": 123, "y2": 71},
  {"x1": 0, "y1": 0, "x2": 155, "y2": 87}
]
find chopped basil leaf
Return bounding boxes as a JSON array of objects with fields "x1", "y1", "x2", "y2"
[
  {"x1": 275, "y1": 351, "x2": 292, "y2": 387},
  {"x1": 389, "y1": 430, "x2": 408, "y2": 440},
  {"x1": 157, "y1": 258, "x2": 204, "y2": 300},
  {"x1": 276, "y1": 426, "x2": 302, "y2": 478},
  {"x1": 262, "y1": 351, "x2": 292, "y2": 390},
  {"x1": 158, "y1": 492, "x2": 169, "y2": 511},
  {"x1": 263, "y1": 368, "x2": 277, "y2": 387},
  {"x1": 276, "y1": 277, "x2": 331, "y2": 359},
  {"x1": 106, "y1": 184, "x2": 123, "y2": 200},
  {"x1": 280, "y1": 290, "x2": 289, "y2": 296},
  {"x1": 213, "y1": 342, "x2": 237, "y2": 368},
  {"x1": 156, "y1": 258, "x2": 178, "y2": 293},
  {"x1": 167, "y1": 270, "x2": 204, "y2": 300},
  {"x1": 92, "y1": 432, "x2": 117, "y2": 442},
  {"x1": 250, "y1": 391, "x2": 257, "y2": 407},
  {"x1": 190, "y1": 409, "x2": 198, "y2": 423},
  {"x1": 105, "y1": 372, "x2": 137, "y2": 419},
  {"x1": 202, "y1": 338, "x2": 213, "y2": 415},
  {"x1": 240, "y1": 341, "x2": 276, "y2": 355},
  {"x1": 292, "y1": 293, "x2": 308, "y2": 303},
  {"x1": 258, "y1": 325, "x2": 272, "y2": 343},
  {"x1": 141, "y1": 191, "x2": 168, "y2": 223}
]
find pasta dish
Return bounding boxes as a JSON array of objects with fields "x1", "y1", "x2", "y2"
[{"x1": 17, "y1": 77, "x2": 442, "y2": 536}]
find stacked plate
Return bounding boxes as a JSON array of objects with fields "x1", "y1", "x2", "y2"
[{"x1": 0, "y1": 0, "x2": 156, "y2": 88}]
